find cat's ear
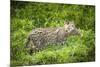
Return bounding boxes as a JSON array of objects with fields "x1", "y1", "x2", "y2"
[
  {"x1": 64, "y1": 21, "x2": 69, "y2": 29},
  {"x1": 64, "y1": 21, "x2": 69, "y2": 25},
  {"x1": 70, "y1": 21, "x2": 74, "y2": 24}
]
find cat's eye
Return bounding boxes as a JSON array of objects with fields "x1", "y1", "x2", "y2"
[{"x1": 71, "y1": 24, "x2": 75, "y2": 27}]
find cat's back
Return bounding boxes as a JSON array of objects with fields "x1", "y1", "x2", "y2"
[{"x1": 29, "y1": 27, "x2": 58, "y2": 35}]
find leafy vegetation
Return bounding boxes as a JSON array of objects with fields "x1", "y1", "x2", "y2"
[{"x1": 10, "y1": 1, "x2": 95, "y2": 66}]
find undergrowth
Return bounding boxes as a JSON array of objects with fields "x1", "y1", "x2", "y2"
[{"x1": 10, "y1": 1, "x2": 95, "y2": 66}]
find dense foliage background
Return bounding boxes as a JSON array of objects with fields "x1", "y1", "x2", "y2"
[{"x1": 10, "y1": 1, "x2": 95, "y2": 66}]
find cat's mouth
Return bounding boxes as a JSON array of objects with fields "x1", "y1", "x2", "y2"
[{"x1": 71, "y1": 29, "x2": 81, "y2": 36}]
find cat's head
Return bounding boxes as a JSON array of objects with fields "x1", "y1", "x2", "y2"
[{"x1": 64, "y1": 21, "x2": 80, "y2": 35}]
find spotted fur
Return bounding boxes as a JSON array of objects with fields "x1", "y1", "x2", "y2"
[{"x1": 25, "y1": 21, "x2": 80, "y2": 54}]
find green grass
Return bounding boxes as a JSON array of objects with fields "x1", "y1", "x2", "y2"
[
  {"x1": 10, "y1": 1, "x2": 95, "y2": 66},
  {"x1": 10, "y1": 29, "x2": 95, "y2": 66}
]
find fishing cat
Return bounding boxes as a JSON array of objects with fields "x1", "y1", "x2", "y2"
[{"x1": 25, "y1": 21, "x2": 80, "y2": 54}]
